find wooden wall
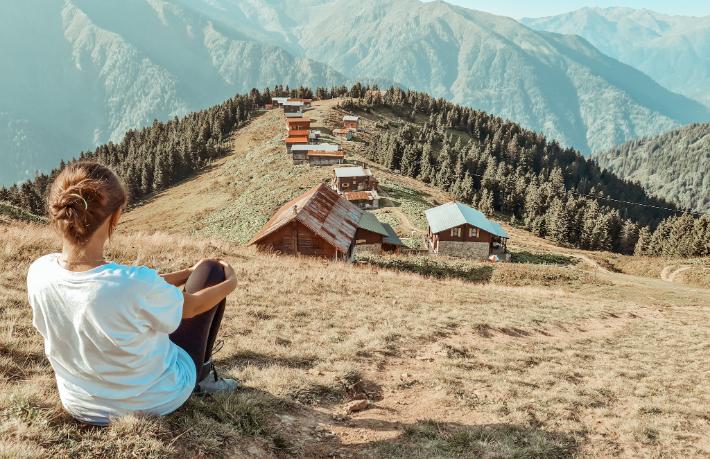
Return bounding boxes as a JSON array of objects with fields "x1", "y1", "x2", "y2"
[
  {"x1": 434, "y1": 224, "x2": 494, "y2": 243},
  {"x1": 254, "y1": 221, "x2": 341, "y2": 259}
]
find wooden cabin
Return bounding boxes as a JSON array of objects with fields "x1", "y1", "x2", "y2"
[
  {"x1": 284, "y1": 112, "x2": 304, "y2": 118},
  {"x1": 288, "y1": 129, "x2": 310, "y2": 138},
  {"x1": 289, "y1": 98, "x2": 312, "y2": 108},
  {"x1": 286, "y1": 118, "x2": 311, "y2": 131},
  {"x1": 343, "y1": 191, "x2": 379, "y2": 209},
  {"x1": 424, "y1": 202, "x2": 509, "y2": 260},
  {"x1": 291, "y1": 144, "x2": 342, "y2": 165},
  {"x1": 333, "y1": 128, "x2": 353, "y2": 140},
  {"x1": 343, "y1": 115, "x2": 360, "y2": 131},
  {"x1": 333, "y1": 166, "x2": 379, "y2": 209},
  {"x1": 249, "y1": 184, "x2": 392, "y2": 260},
  {"x1": 333, "y1": 166, "x2": 377, "y2": 193},
  {"x1": 283, "y1": 101, "x2": 304, "y2": 113},
  {"x1": 353, "y1": 211, "x2": 389, "y2": 255},
  {"x1": 285, "y1": 136, "x2": 309, "y2": 152},
  {"x1": 306, "y1": 150, "x2": 345, "y2": 166},
  {"x1": 381, "y1": 223, "x2": 405, "y2": 253}
]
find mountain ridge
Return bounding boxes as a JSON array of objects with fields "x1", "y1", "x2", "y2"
[{"x1": 521, "y1": 6, "x2": 710, "y2": 108}]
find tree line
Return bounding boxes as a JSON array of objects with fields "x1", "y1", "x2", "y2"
[
  {"x1": 349, "y1": 87, "x2": 708, "y2": 257},
  {"x1": 1, "y1": 93, "x2": 258, "y2": 215},
  {"x1": 2, "y1": 83, "x2": 707, "y2": 257}
]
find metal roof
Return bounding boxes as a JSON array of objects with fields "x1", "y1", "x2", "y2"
[
  {"x1": 334, "y1": 166, "x2": 370, "y2": 178},
  {"x1": 291, "y1": 143, "x2": 340, "y2": 152},
  {"x1": 344, "y1": 191, "x2": 374, "y2": 201},
  {"x1": 381, "y1": 223, "x2": 405, "y2": 246},
  {"x1": 343, "y1": 115, "x2": 360, "y2": 122},
  {"x1": 272, "y1": 97, "x2": 289, "y2": 104},
  {"x1": 284, "y1": 112, "x2": 304, "y2": 118},
  {"x1": 424, "y1": 202, "x2": 508, "y2": 238},
  {"x1": 288, "y1": 130, "x2": 310, "y2": 136},
  {"x1": 284, "y1": 101, "x2": 304, "y2": 107},
  {"x1": 286, "y1": 118, "x2": 311, "y2": 124},
  {"x1": 357, "y1": 211, "x2": 389, "y2": 237},
  {"x1": 307, "y1": 150, "x2": 345, "y2": 158},
  {"x1": 285, "y1": 136, "x2": 309, "y2": 144},
  {"x1": 249, "y1": 184, "x2": 363, "y2": 254}
]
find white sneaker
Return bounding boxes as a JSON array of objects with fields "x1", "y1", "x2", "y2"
[{"x1": 196, "y1": 363, "x2": 239, "y2": 394}]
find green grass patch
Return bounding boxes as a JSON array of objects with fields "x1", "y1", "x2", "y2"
[
  {"x1": 0, "y1": 201, "x2": 45, "y2": 223},
  {"x1": 358, "y1": 254, "x2": 493, "y2": 283},
  {"x1": 510, "y1": 251, "x2": 578, "y2": 266}
]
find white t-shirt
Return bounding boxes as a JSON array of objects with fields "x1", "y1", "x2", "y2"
[{"x1": 27, "y1": 253, "x2": 197, "y2": 425}]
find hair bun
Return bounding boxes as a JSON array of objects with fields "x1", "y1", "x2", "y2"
[{"x1": 48, "y1": 162, "x2": 127, "y2": 245}]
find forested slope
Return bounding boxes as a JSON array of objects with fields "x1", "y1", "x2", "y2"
[{"x1": 594, "y1": 124, "x2": 709, "y2": 213}]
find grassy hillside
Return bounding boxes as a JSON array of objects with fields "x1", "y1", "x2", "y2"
[
  {"x1": 2, "y1": 218, "x2": 709, "y2": 457},
  {"x1": 3, "y1": 101, "x2": 709, "y2": 457}
]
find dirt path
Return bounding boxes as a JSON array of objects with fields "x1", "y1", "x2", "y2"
[{"x1": 661, "y1": 265, "x2": 692, "y2": 282}]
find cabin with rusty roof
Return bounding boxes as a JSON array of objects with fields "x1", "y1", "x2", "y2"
[{"x1": 249, "y1": 184, "x2": 393, "y2": 260}]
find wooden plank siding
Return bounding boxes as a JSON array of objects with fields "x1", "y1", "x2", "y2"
[
  {"x1": 432, "y1": 223, "x2": 494, "y2": 243},
  {"x1": 256, "y1": 220, "x2": 341, "y2": 259}
]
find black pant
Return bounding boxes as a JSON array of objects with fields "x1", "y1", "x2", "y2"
[{"x1": 169, "y1": 260, "x2": 226, "y2": 383}]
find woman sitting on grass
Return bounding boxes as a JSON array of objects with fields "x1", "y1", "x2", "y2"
[{"x1": 26, "y1": 161, "x2": 238, "y2": 426}]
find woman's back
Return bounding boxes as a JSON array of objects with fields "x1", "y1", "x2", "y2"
[{"x1": 27, "y1": 253, "x2": 196, "y2": 425}]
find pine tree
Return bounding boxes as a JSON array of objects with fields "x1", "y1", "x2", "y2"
[
  {"x1": 619, "y1": 220, "x2": 640, "y2": 255},
  {"x1": 548, "y1": 197, "x2": 573, "y2": 245},
  {"x1": 634, "y1": 226, "x2": 653, "y2": 256},
  {"x1": 479, "y1": 189, "x2": 494, "y2": 217}
]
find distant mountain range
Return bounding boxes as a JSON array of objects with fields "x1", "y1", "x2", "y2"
[
  {"x1": 593, "y1": 124, "x2": 710, "y2": 213},
  {"x1": 1, "y1": 0, "x2": 708, "y2": 184},
  {"x1": 522, "y1": 7, "x2": 710, "y2": 109}
]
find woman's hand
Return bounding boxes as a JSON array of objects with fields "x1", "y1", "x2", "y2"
[{"x1": 218, "y1": 260, "x2": 238, "y2": 292}]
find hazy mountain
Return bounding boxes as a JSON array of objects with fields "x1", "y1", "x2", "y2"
[
  {"x1": 2, "y1": 0, "x2": 709, "y2": 184},
  {"x1": 0, "y1": 0, "x2": 346, "y2": 184},
  {"x1": 593, "y1": 124, "x2": 710, "y2": 213},
  {"x1": 521, "y1": 7, "x2": 710, "y2": 108},
  {"x1": 186, "y1": 0, "x2": 709, "y2": 155}
]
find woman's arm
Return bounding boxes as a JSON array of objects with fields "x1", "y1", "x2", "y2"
[
  {"x1": 161, "y1": 268, "x2": 192, "y2": 287},
  {"x1": 181, "y1": 261, "x2": 238, "y2": 318}
]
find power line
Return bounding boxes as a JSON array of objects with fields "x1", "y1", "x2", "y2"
[{"x1": 460, "y1": 170, "x2": 707, "y2": 217}]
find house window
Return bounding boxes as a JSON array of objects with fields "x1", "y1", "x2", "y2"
[
  {"x1": 469, "y1": 227, "x2": 479, "y2": 238},
  {"x1": 342, "y1": 182, "x2": 349, "y2": 188},
  {"x1": 450, "y1": 227, "x2": 462, "y2": 237}
]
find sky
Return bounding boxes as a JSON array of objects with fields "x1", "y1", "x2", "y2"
[{"x1": 429, "y1": 1, "x2": 710, "y2": 19}]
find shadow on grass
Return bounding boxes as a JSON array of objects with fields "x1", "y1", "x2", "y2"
[
  {"x1": 174, "y1": 388, "x2": 578, "y2": 458},
  {"x1": 12, "y1": 381, "x2": 578, "y2": 458},
  {"x1": 221, "y1": 350, "x2": 317, "y2": 370}
]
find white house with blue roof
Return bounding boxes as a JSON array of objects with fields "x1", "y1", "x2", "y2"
[{"x1": 425, "y1": 202, "x2": 509, "y2": 260}]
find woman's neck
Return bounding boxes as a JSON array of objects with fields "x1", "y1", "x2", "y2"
[{"x1": 61, "y1": 239, "x2": 107, "y2": 272}]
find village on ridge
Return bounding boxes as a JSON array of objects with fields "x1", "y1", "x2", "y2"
[{"x1": 249, "y1": 97, "x2": 510, "y2": 262}]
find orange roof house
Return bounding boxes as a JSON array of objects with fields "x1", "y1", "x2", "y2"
[{"x1": 286, "y1": 118, "x2": 311, "y2": 131}]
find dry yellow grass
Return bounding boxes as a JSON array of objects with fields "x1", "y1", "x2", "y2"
[
  {"x1": 1, "y1": 221, "x2": 709, "y2": 458},
  {"x1": 3, "y1": 100, "x2": 709, "y2": 457}
]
